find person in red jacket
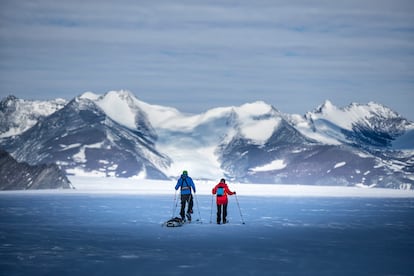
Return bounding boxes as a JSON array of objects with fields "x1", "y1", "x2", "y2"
[{"x1": 212, "y1": 178, "x2": 236, "y2": 224}]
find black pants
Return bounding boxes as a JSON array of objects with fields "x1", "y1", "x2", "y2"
[
  {"x1": 180, "y1": 194, "x2": 193, "y2": 219},
  {"x1": 217, "y1": 203, "x2": 228, "y2": 224}
]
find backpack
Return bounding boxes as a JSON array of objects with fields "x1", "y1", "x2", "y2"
[
  {"x1": 181, "y1": 176, "x2": 190, "y2": 191},
  {"x1": 217, "y1": 187, "x2": 224, "y2": 196}
]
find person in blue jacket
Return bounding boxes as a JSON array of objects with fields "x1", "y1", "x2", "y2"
[{"x1": 175, "y1": 170, "x2": 196, "y2": 222}]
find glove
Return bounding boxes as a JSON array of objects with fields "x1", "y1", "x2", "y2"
[{"x1": 234, "y1": 191, "x2": 236, "y2": 194}]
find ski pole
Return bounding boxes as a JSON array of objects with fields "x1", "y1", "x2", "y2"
[
  {"x1": 235, "y1": 193, "x2": 245, "y2": 224},
  {"x1": 194, "y1": 193, "x2": 202, "y2": 223},
  {"x1": 171, "y1": 190, "x2": 178, "y2": 218},
  {"x1": 210, "y1": 194, "x2": 214, "y2": 224}
]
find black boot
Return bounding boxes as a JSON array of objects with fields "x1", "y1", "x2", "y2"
[{"x1": 186, "y1": 213, "x2": 192, "y2": 222}]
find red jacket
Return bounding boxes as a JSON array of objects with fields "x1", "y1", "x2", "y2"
[{"x1": 212, "y1": 181, "x2": 235, "y2": 205}]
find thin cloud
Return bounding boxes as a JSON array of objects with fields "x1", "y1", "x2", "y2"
[{"x1": 0, "y1": 0, "x2": 413, "y2": 119}]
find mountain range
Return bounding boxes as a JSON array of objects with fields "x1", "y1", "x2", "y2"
[{"x1": 1, "y1": 91, "x2": 413, "y2": 189}]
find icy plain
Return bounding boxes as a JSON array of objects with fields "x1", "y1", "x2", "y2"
[{"x1": 1, "y1": 177, "x2": 413, "y2": 276}]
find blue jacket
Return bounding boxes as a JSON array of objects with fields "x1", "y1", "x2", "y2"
[{"x1": 175, "y1": 174, "x2": 196, "y2": 195}]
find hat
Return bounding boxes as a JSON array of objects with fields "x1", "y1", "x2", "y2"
[
  {"x1": 220, "y1": 178, "x2": 225, "y2": 183},
  {"x1": 182, "y1": 170, "x2": 188, "y2": 175}
]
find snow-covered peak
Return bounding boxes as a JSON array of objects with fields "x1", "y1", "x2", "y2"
[
  {"x1": 79, "y1": 91, "x2": 100, "y2": 101},
  {"x1": 157, "y1": 100, "x2": 281, "y2": 141},
  {"x1": 0, "y1": 95, "x2": 67, "y2": 138},
  {"x1": 310, "y1": 100, "x2": 403, "y2": 131},
  {"x1": 294, "y1": 100, "x2": 412, "y2": 147},
  {"x1": 81, "y1": 90, "x2": 182, "y2": 131},
  {"x1": 232, "y1": 101, "x2": 281, "y2": 142},
  {"x1": 311, "y1": 100, "x2": 365, "y2": 130},
  {"x1": 85, "y1": 91, "x2": 282, "y2": 144},
  {"x1": 315, "y1": 100, "x2": 336, "y2": 114},
  {"x1": 236, "y1": 101, "x2": 274, "y2": 116},
  {"x1": 287, "y1": 113, "x2": 342, "y2": 145},
  {"x1": 94, "y1": 90, "x2": 139, "y2": 129}
]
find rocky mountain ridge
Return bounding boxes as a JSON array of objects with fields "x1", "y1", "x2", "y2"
[
  {"x1": 0, "y1": 149, "x2": 72, "y2": 190},
  {"x1": 1, "y1": 91, "x2": 413, "y2": 189}
]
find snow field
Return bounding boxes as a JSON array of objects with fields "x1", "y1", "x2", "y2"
[
  {"x1": 65, "y1": 176, "x2": 414, "y2": 198},
  {"x1": 1, "y1": 176, "x2": 414, "y2": 276},
  {"x1": 1, "y1": 192, "x2": 413, "y2": 276}
]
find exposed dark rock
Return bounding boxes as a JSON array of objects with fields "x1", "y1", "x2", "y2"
[{"x1": 0, "y1": 149, "x2": 73, "y2": 190}]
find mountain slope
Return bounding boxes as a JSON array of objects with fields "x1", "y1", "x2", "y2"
[
  {"x1": 0, "y1": 95, "x2": 67, "y2": 138},
  {"x1": 4, "y1": 95, "x2": 171, "y2": 179},
  {"x1": 0, "y1": 149, "x2": 72, "y2": 190},
  {"x1": 289, "y1": 100, "x2": 413, "y2": 149},
  {"x1": 0, "y1": 92, "x2": 412, "y2": 189}
]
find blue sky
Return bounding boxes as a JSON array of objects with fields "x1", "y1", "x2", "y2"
[{"x1": 1, "y1": 0, "x2": 413, "y2": 120}]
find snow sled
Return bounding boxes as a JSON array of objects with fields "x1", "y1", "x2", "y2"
[{"x1": 163, "y1": 217, "x2": 185, "y2": 227}]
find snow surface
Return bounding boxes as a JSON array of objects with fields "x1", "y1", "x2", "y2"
[
  {"x1": 94, "y1": 91, "x2": 137, "y2": 129},
  {"x1": 63, "y1": 176, "x2": 414, "y2": 198},
  {"x1": 334, "y1": 162, "x2": 346, "y2": 169},
  {"x1": 250, "y1": 159, "x2": 287, "y2": 172},
  {"x1": 1, "y1": 178, "x2": 413, "y2": 276},
  {"x1": 287, "y1": 114, "x2": 343, "y2": 145},
  {"x1": 236, "y1": 101, "x2": 281, "y2": 142},
  {"x1": 311, "y1": 100, "x2": 380, "y2": 131}
]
